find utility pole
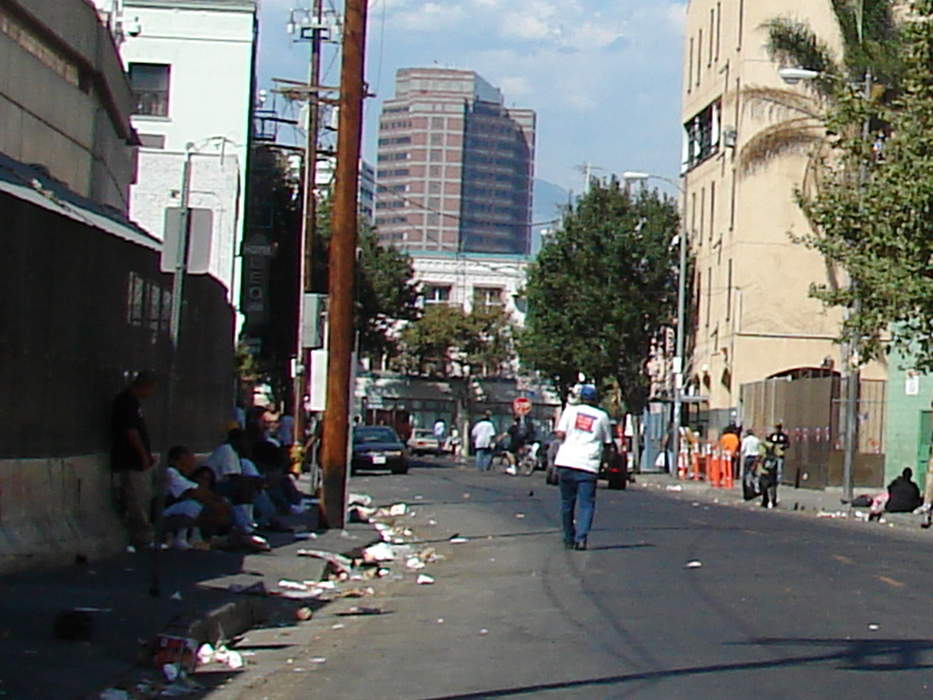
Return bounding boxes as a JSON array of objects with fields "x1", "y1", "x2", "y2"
[
  {"x1": 320, "y1": 0, "x2": 367, "y2": 529},
  {"x1": 294, "y1": 0, "x2": 326, "y2": 442}
]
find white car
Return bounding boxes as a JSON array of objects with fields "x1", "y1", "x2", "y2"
[{"x1": 408, "y1": 429, "x2": 441, "y2": 456}]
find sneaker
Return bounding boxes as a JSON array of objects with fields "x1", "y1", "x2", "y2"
[{"x1": 573, "y1": 540, "x2": 587, "y2": 551}]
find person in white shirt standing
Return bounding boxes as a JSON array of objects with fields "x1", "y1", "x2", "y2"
[
  {"x1": 470, "y1": 411, "x2": 497, "y2": 472},
  {"x1": 740, "y1": 429, "x2": 761, "y2": 501},
  {"x1": 554, "y1": 385, "x2": 613, "y2": 550}
]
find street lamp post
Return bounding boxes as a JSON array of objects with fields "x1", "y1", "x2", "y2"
[
  {"x1": 777, "y1": 67, "x2": 873, "y2": 503},
  {"x1": 622, "y1": 171, "x2": 687, "y2": 473}
]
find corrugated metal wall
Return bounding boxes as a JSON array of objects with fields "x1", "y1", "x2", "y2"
[{"x1": 0, "y1": 191, "x2": 234, "y2": 458}]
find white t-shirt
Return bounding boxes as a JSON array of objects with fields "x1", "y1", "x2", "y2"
[
  {"x1": 554, "y1": 404, "x2": 612, "y2": 473},
  {"x1": 205, "y1": 443, "x2": 242, "y2": 481},
  {"x1": 741, "y1": 434, "x2": 761, "y2": 458},
  {"x1": 471, "y1": 420, "x2": 496, "y2": 449},
  {"x1": 166, "y1": 467, "x2": 198, "y2": 500}
]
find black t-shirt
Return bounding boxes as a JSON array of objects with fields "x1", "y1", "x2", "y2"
[
  {"x1": 110, "y1": 389, "x2": 150, "y2": 471},
  {"x1": 768, "y1": 430, "x2": 790, "y2": 454}
]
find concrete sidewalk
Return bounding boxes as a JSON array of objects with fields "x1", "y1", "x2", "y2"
[
  {"x1": 637, "y1": 472, "x2": 929, "y2": 533},
  {"x1": 0, "y1": 485, "x2": 383, "y2": 700}
]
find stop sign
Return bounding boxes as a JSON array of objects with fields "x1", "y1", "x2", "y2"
[{"x1": 512, "y1": 397, "x2": 532, "y2": 416}]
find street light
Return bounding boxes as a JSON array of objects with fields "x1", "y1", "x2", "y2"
[
  {"x1": 777, "y1": 65, "x2": 872, "y2": 503},
  {"x1": 622, "y1": 171, "x2": 687, "y2": 474}
]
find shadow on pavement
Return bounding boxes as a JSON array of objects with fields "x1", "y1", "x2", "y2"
[{"x1": 421, "y1": 637, "x2": 933, "y2": 699}]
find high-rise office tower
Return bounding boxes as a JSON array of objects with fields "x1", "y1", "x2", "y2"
[{"x1": 374, "y1": 68, "x2": 535, "y2": 254}]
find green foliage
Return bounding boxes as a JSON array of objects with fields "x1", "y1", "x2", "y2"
[
  {"x1": 518, "y1": 179, "x2": 680, "y2": 410},
  {"x1": 395, "y1": 304, "x2": 515, "y2": 377},
  {"x1": 313, "y1": 194, "x2": 420, "y2": 360},
  {"x1": 797, "y1": 4, "x2": 933, "y2": 369},
  {"x1": 355, "y1": 229, "x2": 420, "y2": 359}
]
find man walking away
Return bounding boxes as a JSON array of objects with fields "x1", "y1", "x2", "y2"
[
  {"x1": 740, "y1": 429, "x2": 761, "y2": 501},
  {"x1": 111, "y1": 371, "x2": 157, "y2": 548},
  {"x1": 554, "y1": 385, "x2": 613, "y2": 550},
  {"x1": 471, "y1": 411, "x2": 496, "y2": 472}
]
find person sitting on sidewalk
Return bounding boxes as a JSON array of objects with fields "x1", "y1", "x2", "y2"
[
  {"x1": 163, "y1": 446, "x2": 232, "y2": 549},
  {"x1": 870, "y1": 468, "x2": 923, "y2": 521}
]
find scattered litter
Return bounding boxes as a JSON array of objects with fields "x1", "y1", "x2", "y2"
[
  {"x1": 415, "y1": 495, "x2": 424, "y2": 500},
  {"x1": 278, "y1": 579, "x2": 309, "y2": 591},
  {"x1": 348, "y1": 493, "x2": 373, "y2": 507},
  {"x1": 336, "y1": 606, "x2": 386, "y2": 616},
  {"x1": 685, "y1": 560, "x2": 703, "y2": 569},
  {"x1": 126, "y1": 545, "x2": 136, "y2": 554},
  {"x1": 416, "y1": 574, "x2": 435, "y2": 585},
  {"x1": 463, "y1": 493, "x2": 471, "y2": 499},
  {"x1": 691, "y1": 502, "x2": 700, "y2": 507},
  {"x1": 515, "y1": 513, "x2": 526, "y2": 519},
  {"x1": 297, "y1": 549, "x2": 355, "y2": 575},
  {"x1": 295, "y1": 607, "x2": 314, "y2": 621},
  {"x1": 428, "y1": 519, "x2": 438, "y2": 526},
  {"x1": 362, "y1": 542, "x2": 397, "y2": 563},
  {"x1": 436, "y1": 618, "x2": 444, "y2": 624},
  {"x1": 293, "y1": 532, "x2": 318, "y2": 540},
  {"x1": 152, "y1": 634, "x2": 197, "y2": 674},
  {"x1": 228, "y1": 581, "x2": 267, "y2": 596},
  {"x1": 449, "y1": 534, "x2": 468, "y2": 544},
  {"x1": 388, "y1": 503, "x2": 408, "y2": 516},
  {"x1": 332, "y1": 623, "x2": 345, "y2": 630},
  {"x1": 817, "y1": 511, "x2": 848, "y2": 519},
  {"x1": 666, "y1": 485, "x2": 683, "y2": 492},
  {"x1": 406, "y1": 557, "x2": 426, "y2": 570},
  {"x1": 868, "y1": 623, "x2": 881, "y2": 631},
  {"x1": 162, "y1": 664, "x2": 180, "y2": 683},
  {"x1": 170, "y1": 591, "x2": 183, "y2": 601},
  {"x1": 311, "y1": 657, "x2": 327, "y2": 664},
  {"x1": 197, "y1": 644, "x2": 214, "y2": 665},
  {"x1": 337, "y1": 587, "x2": 375, "y2": 599},
  {"x1": 99, "y1": 689, "x2": 129, "y2": 700},
  {"x1": 479, "y1": 628, "x2": 489, "y2": 635}
]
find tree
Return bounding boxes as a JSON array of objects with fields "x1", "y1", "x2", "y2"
[
  {"x1": 796, "y1": 2, "x2": 933, "y2": 370},
  {"x1": 739, "y1": 1, "x2": 902, "y2": 176},
  {"x1": 518, "y1": 179, "x2": 680, "y2": 412},
  {"x1": 395, "y1": 304, "x2": 515, "y2": 377},
  {"x1": 313, "y1": 194, "x2": 420, "y2": 363},
  {"x1": 355, "y1": 229, "x2": 420, "y2": 362}
]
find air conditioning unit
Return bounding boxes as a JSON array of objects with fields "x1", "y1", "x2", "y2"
[{"x1": 723, "y1": 128, "x2": 738, "y2": 148}]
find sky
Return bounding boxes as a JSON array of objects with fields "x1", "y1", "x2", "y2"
[{"x1": 255, "y1": 0, "x2": 687, "y2": 196}]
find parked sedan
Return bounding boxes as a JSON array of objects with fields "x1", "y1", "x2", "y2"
[
  {"x1": 407, "y1": 428, "x2": 441, "y2": 456},
  {"x1": 352, "y1": 426, "x2": 408, "y2": 474}
]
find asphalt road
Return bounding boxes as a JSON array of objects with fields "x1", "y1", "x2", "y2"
[{"x1": 239, "y1": 458, "x2": 933, "y2": 699}]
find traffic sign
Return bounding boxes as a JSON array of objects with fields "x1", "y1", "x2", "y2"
[{"x1": 512, "y1": 397, "x2": 532, "y2": 416}]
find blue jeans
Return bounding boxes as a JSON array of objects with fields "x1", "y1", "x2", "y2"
[
  {"x1": 475, "y1": 448, "x2": 493, "y2": 471},
  {"x1": 558, "y1": 467, "x2": 597, "y2": 545}
]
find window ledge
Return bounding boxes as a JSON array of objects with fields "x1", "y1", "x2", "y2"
[{"x1": 132, "y1": 115, "x2": 172, "y2": 123}]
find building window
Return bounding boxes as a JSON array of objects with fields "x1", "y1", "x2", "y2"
[
  {"x1": 473, "y1": 286, "x2": 503, "y2": 310},
  {"x1": 684, "y1": 100, "x2": 722, "y2": 170},
  {"x1": 423, "y1": 284, "x2": 451, "y2": 305},
  {"x1": 129, "y1": 63, "x2": 171, "y2": 117},
  {"x1": 138, "y1": 133, "x2": 166, "y2": 149}
]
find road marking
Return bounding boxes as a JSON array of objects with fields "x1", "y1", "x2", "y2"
[
  {"x1": 877, "y1": 575, "x2": 905, "y2": 589},
  {"x1": 833, "y1": 554, "x2": 854, "y2": 565}
]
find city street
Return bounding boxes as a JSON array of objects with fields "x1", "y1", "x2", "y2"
[{"x1": 231, "y1": 457, "x2": 933, "y2": 699}]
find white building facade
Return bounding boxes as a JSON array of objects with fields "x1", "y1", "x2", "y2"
[
  {"x1": 412, "y1": 253, "x2": 529, "y2": 325},
  {"x1": 93, "y1": 0, "x2": 258, "y2": 306}
]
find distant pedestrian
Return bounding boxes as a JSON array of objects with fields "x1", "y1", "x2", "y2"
[
  {"x1": 110, "y1": 371, "x2": 157, "y2": 548},
  {"x1": 471, "y1": 411, "x2": 496, "y2": 471},
  {"x1": 740, "y1": 429, "x2": 760, "y2": 501},
  {"x1": 767, "y1": 422, "x2": 790, "y2": 483},
  {"x1": 554, "y1": 384, "x2": 613, "y2": 551}
]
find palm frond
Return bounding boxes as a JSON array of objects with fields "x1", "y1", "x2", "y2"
[
  {"x1": 739, "y1": 85, "x2": 824, "y2": 121},
  {"x1": 738, "y1": 118, "x2": 826, "y2": 174},
  {"x1": 762, "y1": 17, "x2": 842, "y2": 96}
]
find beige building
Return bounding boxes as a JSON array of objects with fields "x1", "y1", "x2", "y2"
[
  {"x1": 680, "y1": 0, "x2": 885, "y2": 426},
  {"x1": 0, "y1": 0, "x2": 138, "y2": 212}
]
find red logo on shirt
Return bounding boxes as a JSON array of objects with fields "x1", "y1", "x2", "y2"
[{"x1": 575, "y1": 413, "x2": 595, "y2": 432}]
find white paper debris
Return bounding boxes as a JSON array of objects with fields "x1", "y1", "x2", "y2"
[
  {"x1": 416, "y1": 574, "x2": 435, "y2": 585},
  {"x1": 685, "y1": 560, "x2": 703, "y2": 569},
  {"x1": 388, "y1": 503, "x2": 408, "y2": 516},
  {"x1": 363, "y1": 542, "x2": 397, "y2": 563},
  {"x1": 170, "y1": 591, "x2": 182, "y2": 601},
  {"x1": 666, "y1": 485, "x2": 683, "y2": 492},
  {"x1": 515, "y1": 513, "x2": 526, "y2": 519},
  {"x1": 449, "y1": 537, "x2": 469, "y2": 544},
  {"x1": 406, "y1": 556, "x2": 426, "y2": 570},
  {"x1": 197, "y1": 643, "x2": 215, "y2": 665},
  {"x1": 868, "y1": 623, "x2": 880, "y2": 631}
]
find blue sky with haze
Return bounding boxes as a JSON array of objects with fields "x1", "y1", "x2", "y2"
[{"x1": 256, "y1": 0, "x2": 687, "y2": 197}]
